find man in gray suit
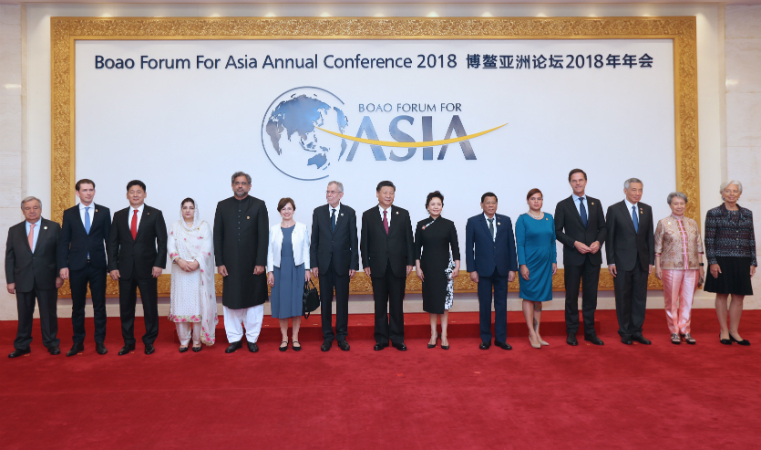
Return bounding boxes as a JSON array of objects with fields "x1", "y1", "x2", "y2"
[{"x1": 5, "y1": 196, "x2": 63, "y2": 358}]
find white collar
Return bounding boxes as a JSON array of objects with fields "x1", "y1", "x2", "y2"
[
  {"x1": 130, "y1": 203, "x2": 145, "y2": 213},
  {"x1": 329, "y1": 202, "x2": 341, "y2": 213},
  {"x1": 484, "y1": 213, "x2": 496, "y2": 222},
  {"x1": 624, "y1": 199, "x2": 638, "y2": 211},
  {"x1": 379, "y1": 204, "x2": 392, "y2": 213},
  {"x1": 573, "y1": 194, "x2": 587, "y2": 202},
  {"x1": 79, "y1": 203, "x2": 94, "y2": 210}
]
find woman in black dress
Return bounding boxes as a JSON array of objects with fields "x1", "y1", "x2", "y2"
[{"x1": 415, "y1": 191, "x2": 461, "y2": 349}]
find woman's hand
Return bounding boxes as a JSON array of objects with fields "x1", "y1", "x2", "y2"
[
  {"x1": 267, "y1": 272, "x2": 275, "y2": 287},
  {"x1": 654, "y1": 265, "x2": 662, "y2": 280},
  {"x1": 177, "y1": 259, "x2": 192, "y2": 272},
  {"x1": 451, "y1": 268, "x2": 460, "y2": 279},
  {"x1": 551, "y1": 263, "x2": 557, "y2": 275},
  {"x1": 520, "y1": 265, "x2": 530, "y2": 281},
  {"x1": 710, "y1": 263, "x2": 721, "y2": 279},
  {"x1": 305, "y1": 270, "x2": 311, "y2": 282},
  {"x1": 751, "y1": 266, "x2": 757, "y2": 278}
]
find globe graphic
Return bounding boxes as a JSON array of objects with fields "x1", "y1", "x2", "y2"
[{"x1": 261, "y1": 87, "x2": 349, "y2": 180}]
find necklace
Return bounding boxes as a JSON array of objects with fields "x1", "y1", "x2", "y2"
[{"x1": 527, "y1": 210, "x2": 543, "y2": 220}]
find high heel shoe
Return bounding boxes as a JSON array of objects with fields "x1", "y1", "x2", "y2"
[
  {"x1": 441, "y1": 335, "x2": 449, "y2": 350},
  {"x1": 671, "y1": 334, "x2": 681, "y2": 345},
  {"x1": 719, "y1": 333, "x2": 732, "y2": 345},
  {"x1": 529, "y1": 336, "x2": 541, "y2": 349},
  {"x1": 729, "y1": 334, "x2": 750, "y2": 346},
  {"x1": 427, "y1": 334, "x2": 438, "y2": 349},
  {"x1": 681, "y1": 333, "x2": 696, "y2": 345}
]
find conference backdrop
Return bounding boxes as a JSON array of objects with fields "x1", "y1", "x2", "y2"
[{"x1": 51, "y1": 17, "x2": 699, "y2": 295}]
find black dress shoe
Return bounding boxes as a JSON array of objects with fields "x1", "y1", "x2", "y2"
[
  {"x1": 720, "y1": 333, "x2": 732, "y2": 345},
  {"x1": 321, "y1": 340, "x2": 332, "y2": 352},
  {"x1": 567, "y1": 334, "x2": 578, "y2": 346},
  {"x1": 66, "y1": 343, "x2": 85, "y2": 357},
  {"x1": 179, "y1": 346, "x2": 189, "y2": 353},
  {"x1": 392, "y1": 342, "x2": 407, "y2": 351},
  {"x1": 632, "y1": 335, "x2": 651, "y2": 345},
  {"x1": 494, "y1": 341, "x2": 512, "y2": 350},
  {"x1": 95, "y1": 343, "x2": 108, "y2": 355},
  {"x1": 48, "y1": 346, "x2": 61, "y2": 355},
  {"x1": 337, "y1": 340, "x2": 350, "y2": 351},
  {"x1": 118, "y1": 344, "x2": 136, "y2": 355},
  {"x1": 248, "y1": 342, "x2": 259, "y2": 352},
  {"x1": 144, "y1": 344, "x2": 155, "y2": 355},
  {"x1": 225, "y1": 341, "x2": 242, "y2": 353},
  {"x1": 479, "y1": 341, "x2": 490, "y2": 350},
  {"x1": 729, "y1": 334, "x2": 750, "y2": 346},
  {"x1": 621, "y1": 338, "x2": 633, "y2": 345},
  {"x1": 292, "y1": 341, "x2": 302, "y2": 352},
  {"x1": 584, "y1": 335, "x2": 604, "y2": 346},
  {"x1": 373, "y1": 343, "x2": 388, "y2": 351},
  {"x1": 8, "y1": 348, "x2": 30, "y2": 358}
]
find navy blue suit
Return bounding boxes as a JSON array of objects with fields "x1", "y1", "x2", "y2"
[{"x1": 465, "y1": 213, "x2": 518, "y2": 344}]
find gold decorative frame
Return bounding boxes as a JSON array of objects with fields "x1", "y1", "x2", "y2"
[{"x1": 51, "y1": 16, "x2": 697, "y2": 297}]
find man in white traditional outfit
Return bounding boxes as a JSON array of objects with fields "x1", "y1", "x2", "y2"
[
  {"x1": 213, "y1": 172, "x2": 269, "y2": 353},
  {"x1": 168, "y1": 198, "x2": 218, "y2": 352}
]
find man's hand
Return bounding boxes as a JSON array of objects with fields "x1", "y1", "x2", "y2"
[
  {"x1": 406, "y1": 265, "x2": 413, "y2": 276},
  {"x1": 574, "y1": 241, "x2": 591, "y2": 254},
  {"x1": 349, "y1": 269, "x2": 356, "y2": 279},
  {"x1": 508, "y1": 271, "x2": 516, "y2": 283},
  {"x1": 311, "y1": 267, "x2": 319, "y2": 278},
  {"x1": 152, "y1": 267, "x2": 162, "y2": 278},
  {"x1": 364, "y1": 267, "x2": 371, "y2": 277},
  {"x1": 254, "y1": 265, "x2": 265, "y2": 275},
  {"x1": 469, "y1": 272, "x2": 479, "y2": 283},
  {"x1": 59, "y1": 268, "x2": 70, "y2": 280},
  {"x1": 589, "y1": 241, "x2": 601, "y2": 254},
  {"x1": 55, "y1": 277, "x2": 64, "y2": 289},
  {"x1": 109, "y1": 270, "x2": 120, "y2": 281},
  {"x1": 7, "y1": 283, "x2": 16, "y2": 295},
  {"x1": 608, "y1": 265, "x2": 617, "y2": 278},
  {"x1": 218, "y1": 265, "x2": 228, "y2": 277},
  {"x1": 648, "y1": 264, "x2": 654, "y2": 275}
]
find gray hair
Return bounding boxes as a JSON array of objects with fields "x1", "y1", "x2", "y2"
[
  {"x1": 624, "y1": 178, "x2": 643, "y2": 189},
  {"x1": 720, "y1": 180, "x2": 743, "y2": 194},
  {"x1": 327, "y1": 181, "x2": 344, "y2": 193},
  {"x1": 667, "y1": 191, "x2": 688, "y2": 205},
  {"x1": 20, "y1": 196, "x2": 41, "y2": 209},
  {"x1": 231, "y1": 171, "x2": 252, "y2": 185}
]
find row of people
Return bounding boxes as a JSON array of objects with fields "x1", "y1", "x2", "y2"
[{"x1": 4, "y1": 171, "x2": 755, "y2": 358}]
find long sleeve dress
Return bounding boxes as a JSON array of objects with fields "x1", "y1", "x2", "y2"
[
  {"x1": 516, "y1": 213, "x2": 557, "y2": 302},
  {"x1": 415, "y1": 217, "x2": 460, "y2": 314}
]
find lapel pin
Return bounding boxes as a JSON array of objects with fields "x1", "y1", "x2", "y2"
[
  {"x1": 497, "y1": 222, "x2": 501, "y2": 226},
  {"x1": 147, "y1": 212, "x2": 150, "y2": 215},
  {"x1": 341, "y1": 213, "x2": 344, "y2": 217},
  {"x1": 591, "y1": 202, "x2": 594, "y2": 206},
  {"x1": 95, "y1": 209, "x2": 98, "y2": 213},
  {"x1": 44, "y1": 226, "x2": 48, "y2": 230},
  {"x1": 422, "y1": 226, "x2": 427, "y2": 230},
  {"x1": 247, "y1": 216, "x2": 250, "y2": 219},
  {"x1": 396, "y1": 211, "x2": 399, "y2": 215}
]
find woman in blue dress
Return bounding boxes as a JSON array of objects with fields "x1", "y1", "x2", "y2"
[
  {"x1": 267, "y1": 198, "x2": 311, "y2": 352},
  {"x1": 516, "y1": 188, "x2": 557, "y2": 349}
]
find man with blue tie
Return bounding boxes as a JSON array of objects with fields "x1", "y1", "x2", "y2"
[
  {"x1": 58, "y1": 179, "x2": 111, "y2": 356},
  {"x1": 465, "y1": 192, "x2": 518, "y2": 350},
  {"x1": 554, "y1": 169, "x2": 606, "y2": 346},
  {"x1": 605, "y1": 178, "x2": 655, "y2": 345}
]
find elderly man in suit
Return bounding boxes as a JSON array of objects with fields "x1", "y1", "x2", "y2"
[
  {"x1": 58, "y1": 179, "x2": 111, "y2": 356},
  {"x1": 466, "y1": 192, "x2": 518, "y2": 350},
  {"x1": 5, "y1": 196, "x2": 63, "y2": 358},
  {"x1": 361, "y1": 180, "x2": 415, "y2": 351},
  {"x1": 554, "y1": 169, "x2": 606, "y2": 346},
  {"x1": 311, "y1": 181, "x2": 359, "y2": 352},
  {"x1": 605, "y1": 178, "x2": 655, "y2": 345},
  {"x1": 107, "y1": 180, "x2": 167, "y2": 355}
]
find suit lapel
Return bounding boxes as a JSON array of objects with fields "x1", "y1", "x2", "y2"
[
  {"x1": 136, "y1": 206, "x2": 149, "y2": 240},
  {"x1": 621, "y1": 202, "x2": 637, "y2": 234},
  {"x1": 566, "y1": 197, "x2": 586, "y2": 228},
  {"x1": 33, "y1": 221, "x2": 47, "y2": 255},
  {"x1": 73, "y1": 207, "x2": 88, "y2": 235}
]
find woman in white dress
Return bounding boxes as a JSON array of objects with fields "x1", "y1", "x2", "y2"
[{"x1": 168, "y1": 198, "x2": 218, "y2": 352}]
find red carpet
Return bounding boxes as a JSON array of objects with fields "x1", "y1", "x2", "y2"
[{"x1": 1, "y1": 309, "x2": 760, "y2": 450}]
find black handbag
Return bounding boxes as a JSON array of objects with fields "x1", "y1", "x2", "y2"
[{"x1": 302, "y1": 279, "x2": 320, "y2": 319}]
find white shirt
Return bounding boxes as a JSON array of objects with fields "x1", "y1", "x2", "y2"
[
  {"x1": 573, "y1": 194, "x2": 588, "y2": 218},
  {"x1": 378, "y1": 205, "x2": 392, "y2": 228},
  {"x1": 127, "y1": 203, "x2": 145, "y2": 230},
  {"x1": 79, "y1": 203, "x2": 95, "y2": 232},
  {"x1": 328, "y1": 202, "x2": 342, "y2": 226},
  {"x1": 624, "y1": 198, "x2": 640, "y2": 226},
  {"x1": 484, "y1": 213, "x2": 497, "y2": 241}
]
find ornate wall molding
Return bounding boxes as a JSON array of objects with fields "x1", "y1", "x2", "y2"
[{"x1": 51, "y1": 16, "x2": 695, "y2": 297}]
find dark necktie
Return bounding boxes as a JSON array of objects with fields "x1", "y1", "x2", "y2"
[
  {"x1": 131, "y1": 209, "x2": 138, "y2": 240},
  {"x1": 578, "y1": 198, "x2": 588, "y2": 228},
  {"x1": 631, "y1": 205, "x2": 639, "y2": 233},
  {"x1": 488, "y1": 218, "x2": 495, "y2": 241},
  {"x1": 331, "y1": 208, "x2": 336, "y2": 232},
  {"x1": 383, "y1": 210, "x2": 389, "y2": 234}
]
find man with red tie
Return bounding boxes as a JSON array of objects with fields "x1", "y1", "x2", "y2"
[{"x1": 107, "y1": 180, "x2": 167, "y2": 355}]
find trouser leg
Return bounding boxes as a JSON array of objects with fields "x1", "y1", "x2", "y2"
[
  {"x1": 388, "y1": 271, "x2": 406, "y2": 345},
  {"x1": 662, "y1": 269, "x2": 680, "y2": 335},
  {"x1": 334, "y1": 272, "x2": 350, "y2": 342},
  {"x1": 630, "y1": 266, "x2": 649, "y2": 336},
  {"x1": 137, "y1": 278, "x2": 159, "y2": 346},
  {"x1": 119, "y1": 279, "x2": 138, "y2": 346},
  {"x1": 37, "y1": 287, "x2": 60, "y2": 348},
  {"x1": 89, "y1": 265, "x2": 108, "y2": 344},
  {"x1": 493, "y1": 275, "x2": 508, "y2": 343},
  {"x1": 244, "y1": 305, "x2": 264, "y2": 343},
  {"x1": 69, "y1": 268, "x2": 89, "y2": 344},
  {"x1": 613, "y1": 269, "x2": 634, "y2": 339},
  {"x1": 372, "y1": 273, "x2": 390, "y2": 344},
  {"x1": 581, "y1": 260, "x2": 600, "y2": 336},
  {"x1": 679, "y1": 270, "x2": 698, "y2": 334},
  {"x1": 192, "y1": 323, "x2": 202, "y2": 344},
  {"x1": 319, "y1": 266, "x2": 336, "y2": 342},
  {"x1": 176, "y1": 322, "x2": 191, "y2": 346},
  {"x1": 564, "y1": 263, "x2": 583, "y2": 335},
  {"x1": 223, "y1": 306, "x2": 244, "y2": 343},
  {"x1": 14, "y1": 291, "x2": 35, "y2": 350},
  {"x1": 477, "y1": 275, "x2": 494, "y2": 343}
]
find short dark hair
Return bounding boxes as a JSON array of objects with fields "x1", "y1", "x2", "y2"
[
  {"x1": 277, "y1": 197, "x2": 295, "y2": 212},
  {"x1": 126, "y1": 180, "x2": 146, "y2": 192},
  {"x1": 376, "y1": 180, "x2": 396, "y2": 192},
  {"x1": 526, "y1": 188, "x2": 543, "y2": 200},
  {"x1": 481, "y1": 192, "x2": 498, "y2": 203},
  {"x1": 426, "y1": 191, "x2": 444, "y2": 208},
  {"x1": 75, "y1": 179, "x2": 95, "y2": 191},
  {"x1": 181, "y1": 198, "x2": 195, "y2": 208},
  {"x1": 568, "y1": 169, "x2": 587, "y2": 182}
]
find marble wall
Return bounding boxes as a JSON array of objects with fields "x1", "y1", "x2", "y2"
[{"x1": 725, "y1": 5, "x2": 761, "y2": 307}]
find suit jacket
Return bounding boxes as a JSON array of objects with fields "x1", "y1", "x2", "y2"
[
  {"x1": 5, "y1": 218, "x2": 61, "y2": 292},
  {"x1": 465, "y1": 213, "x2": 518, "y2": 277},
  {"x1": 107, "y1": 204, "x2": 167, "y2": 280},
  {"x1": 360, "y1": 205, "x2": 415, "y2": 278},
  {"x1": 605, "y1": 201, "x2": 655, "y2": 272},
  {"x1": 310, "y1": 204, "x2": 359, "y2": 275},
  {"x1": 58, "y1": 204, "x2": 111, "y2": 271},
  {"x1": 554, "y1": 195, "x2": 606, "y2": 266}
]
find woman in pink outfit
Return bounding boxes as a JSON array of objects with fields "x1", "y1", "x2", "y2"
[{"x1": 654, "y1": 192, "x2": 705, "y2": 345}]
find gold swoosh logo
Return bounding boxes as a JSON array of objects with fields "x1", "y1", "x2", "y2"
[{"x1": 316, "y1": 123, "x2": 507, "y2": 148}]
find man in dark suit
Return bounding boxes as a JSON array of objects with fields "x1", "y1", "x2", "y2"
[
  {"x1": 107, "y1": 180, "x2": 167, "y2": 355},
  {"x1": 58, "y1": 179, "x2": 111, "y2": 356},
  {"x1": 465, "y1": 192, "x2": 518, "y2": 350},
  {"x1": 605, "y1": 178, "x2": 655, "y2": 345},
  {"x1": 5, "y1": 196, "x2": 63, "y2": 358},
  {"x1": 361, "y1": 180, "x2": 414, "y2": 351},
  {"x1": 311, "y1": 181, "x2": 359, "y2": 352},
  {"x1": 554, "y1": 169, "x2": 606, "y2": 346}
]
